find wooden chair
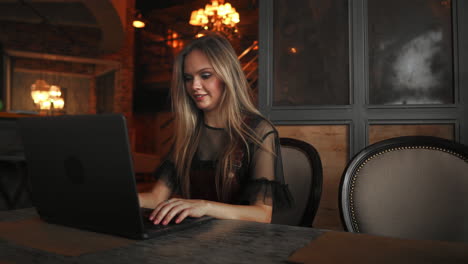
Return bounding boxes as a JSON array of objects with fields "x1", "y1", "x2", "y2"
[
  {"x1": 273, "y1": 137, "x2": 323, "y2": 227},
  {"x1": 340, "y1": 136, "x2": 468, "y2": 242}
]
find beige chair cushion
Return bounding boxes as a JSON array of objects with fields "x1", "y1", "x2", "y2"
[
  {"x1": 274, "y1": 146, "x2": 312, "y2": 226},
  {"x1": 351, "y1": 148, "x2": 468, "y2": 242}
]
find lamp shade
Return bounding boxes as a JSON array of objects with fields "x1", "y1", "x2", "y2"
[{"x1": 31, "y1": 79, "x2": 50, "y2": 104}]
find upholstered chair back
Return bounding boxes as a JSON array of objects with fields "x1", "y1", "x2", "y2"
[
  {"x1": 340, "y1": 136, "x2": 468, "y2": 242},
  {"x1": 273, "y1": 138, "x2": 322, "y2": 227}
]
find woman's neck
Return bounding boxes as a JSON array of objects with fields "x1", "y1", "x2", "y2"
[{"x1": 203, "y1": 111, "x2": 224, "y2": 129}]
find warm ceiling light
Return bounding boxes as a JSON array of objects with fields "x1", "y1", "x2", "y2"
[
  {"x1": 189, "y1": 0, "x2": 240, "y2": 38},
  {"x1": 195, "y1": 33, "x2": 206, "y2": 38},
  {"x1": 133, "y1": 20, "x2": 145, "y2": 28},
  {"x1": 31, "y1": 79, "x2": 50, "y2": 106},
  {"x1": 133, "y1": 11, "x2": 145, "y2": 28},
  {"x1": 51, "y1": 98, "x2": 64, "y2": 109},
  {"x1": 166, "y1": 30, "x2": 183, "y2": 49},
  {"x1": 31, "y1": 80, "x2": 65, "y2": 111},
  {"x1": 288, "y1": 47, "x2": 298, "y2": 54}
]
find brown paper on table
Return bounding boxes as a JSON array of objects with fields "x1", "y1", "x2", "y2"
[
  {"x1": 0, "y1": 218, "x2": 134, "y2": 256},
  {"x1": 288, "y1": 231, "x2": 468, "y2": 264}
]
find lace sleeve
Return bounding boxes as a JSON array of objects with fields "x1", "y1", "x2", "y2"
[
  {"x1": 238, "y1": 120, "x2": 293, "y2": 210},
  {"x1": 153, "y1": 159, "x2": 178, "y2": 193}
]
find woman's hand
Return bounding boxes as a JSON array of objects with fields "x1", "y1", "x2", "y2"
[
  {"x1": 148, "y1": 197, "x2": 272, "y2": 224},
  {"x1": 149, "y1": 198, "x2": 209, "y2": 225}
]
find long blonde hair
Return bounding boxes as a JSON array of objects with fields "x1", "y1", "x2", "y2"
[{"x1": 171, "y1": 33, "x2": 263, "y2": 201}]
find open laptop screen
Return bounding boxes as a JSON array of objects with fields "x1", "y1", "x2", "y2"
[{"x1": 18, "y1": 114, "x2": 147, "y2": 239}]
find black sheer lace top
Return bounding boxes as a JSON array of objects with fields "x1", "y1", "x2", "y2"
[{"x1": 153, "y1": 115, "x2": 293, "y2": 211}]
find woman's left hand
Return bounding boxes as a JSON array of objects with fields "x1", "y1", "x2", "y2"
[{"x1": 148, "y1": 198, "x2": 209, "y2": 225}]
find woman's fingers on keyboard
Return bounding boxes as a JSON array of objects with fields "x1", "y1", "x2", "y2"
[
  {"x1": 150, "y1": 199, "x2": 179, "y2": 224},
  {"x1": 175, "y1": 209, "x2": 190, "y2": 224},
  {"x1": 162, "y1": 204, "x2": 191, "y2": 225}
]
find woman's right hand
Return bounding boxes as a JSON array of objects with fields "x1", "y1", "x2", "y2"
[{"x1": 149, "y1": 198, "x2": 209, "y2": 225}]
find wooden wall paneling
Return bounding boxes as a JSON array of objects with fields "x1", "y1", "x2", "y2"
[{"x1": 369, "y1": 124, "x2": 454, "y2": 144}]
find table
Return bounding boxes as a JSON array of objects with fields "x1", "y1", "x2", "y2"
[
  {"x1": 0, "y1": 112, "x2": 34, "y2": 210},
  {"x1": 1, "y1": 208, "x2": 468, "y2": 264},
  {"x1": 0, "y1": 155, "x2": 30, "y2": 210},
  {"x1": 0, "y1": 208, "x2": 321, "y2": 264}
]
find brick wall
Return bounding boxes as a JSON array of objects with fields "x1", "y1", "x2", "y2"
[
  {"x1": 0, "y1": 21, "x2": 102, "y2": 57},
  {"x1": 0, "y1": 0, "x2": 137, "y2": 147}
]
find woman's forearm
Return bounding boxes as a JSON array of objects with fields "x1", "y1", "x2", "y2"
[
  {"x1": 138, "y1": 180, "x2": 171, "y2": 209},
  {"x1": 138, "y1": 192, "x2": 162, "y2": 208},
  {"x1": 148, "y1": 197, "x2": 272, "y2": 224},
  {"x1": 204, "y1": 201, "x2": 272, "y2": 223}
]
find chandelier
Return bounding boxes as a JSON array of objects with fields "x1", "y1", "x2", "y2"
[
  {"x1": 31, "y1": 79, "x2": 65, "y2": 111},
  {"x1": 189, "y1": 0, "x2": 240, "y2": 38}
]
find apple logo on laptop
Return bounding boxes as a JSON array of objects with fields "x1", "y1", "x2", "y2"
[{"x1": 64, "y1": 156, "x2": 85, "y2": 184}]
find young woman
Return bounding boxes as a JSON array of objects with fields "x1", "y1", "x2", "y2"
[{"x1": 138, "y1": 33, "x2": 292, "y2": 225}]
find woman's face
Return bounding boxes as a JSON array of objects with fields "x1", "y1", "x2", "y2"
[{"x1": 184, "y1": 49, "x2": 225, "y2": 113}]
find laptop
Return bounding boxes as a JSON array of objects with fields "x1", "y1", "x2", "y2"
[{"x1": 18, "y1": 113, "x2": 211, "y2": 240}]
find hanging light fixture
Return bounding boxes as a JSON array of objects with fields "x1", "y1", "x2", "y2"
[
  {"x1": 133, "y1": 11, "x2": 146, "y2": 28},
  {"x1": 31, "y1": 79, "x2": 51, "y2": 110},
  {"x1": 189, "y1": 0, "x2": 240, "y2": 38},
  {"x1": 49, "y1": 85, "x2": 64, "y2": 110},
  {"x1": 30, "y1": 79, "x2": 65, "y2": 111}
]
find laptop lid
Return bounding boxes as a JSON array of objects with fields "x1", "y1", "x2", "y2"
[{"x1": 18, "y1": 114, "x2": 149, "y2": 239}]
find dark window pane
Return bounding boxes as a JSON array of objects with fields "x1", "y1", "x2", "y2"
[
  {"x1": 368, "y1": 0, "x2": 453, "y2": 105},
  {"x1": 273, "y1": 0, "x2": 349, "y2": 106}
]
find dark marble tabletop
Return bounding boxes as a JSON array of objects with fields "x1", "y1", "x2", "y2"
[{"x1": 0, "y1": 208, "x2": 323, "y2": 264}]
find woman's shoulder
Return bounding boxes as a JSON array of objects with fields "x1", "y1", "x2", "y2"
[{"x1": 245, "y1": 114, "x2": 277, "y2": 137}]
